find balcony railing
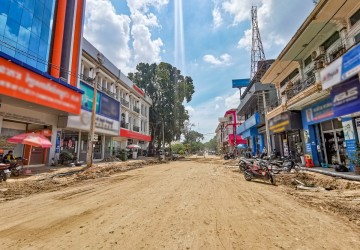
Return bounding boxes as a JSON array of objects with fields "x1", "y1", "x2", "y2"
[
  {"x1": 325, "y1": 40, "x2": 346, "y2": 65},
  {"x1": 80, "y1": 74, "x2": 94, "y2": 86},
  {"x1": 121, "y1": 122, "x2": 129, "y2": 129},
  {"x1": 267, "y1": 97, "x2": 281, "y2": 112},
  {"x1": 286, "y1": 75, "x2": 316, "y2": 100},
  {"x1": 121, "y1": 98, "x2": 130, "y2": 108},
  {"x1": 133, "y1": 125, "x2": 140, "y2": 132},
  {"x1": 133, "y1": 106, "x2": 140, "y2": 113}
]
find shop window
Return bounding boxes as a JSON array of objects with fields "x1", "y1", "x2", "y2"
[
  {"x1": 322, "y1": 31, "x2": 340, "y2": 51},
  {"x1": 350, "y1": 8, "x2": 360, "y2": 27},
  {"x1": 333, "y1": 119, "x2": 343, "y2": 129},
  {"x1": 321, "y1": 120, "x2": 333, "y2": 131}
]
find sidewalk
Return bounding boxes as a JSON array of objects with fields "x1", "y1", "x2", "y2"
[{"x1": 304, "y1": 166, "x2": 360, "y2": 181}]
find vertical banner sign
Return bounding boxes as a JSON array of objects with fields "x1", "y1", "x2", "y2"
[
  {"x1": 283, "y1": 139, "x2": 289, "y2": 157},
  {"x1": 55, "y1": 131, "x2": 61, "y2": 153},
  {"x1": 342, "y1": 119, "x2": 356, "y2": 172},
  {"x1": 356, "y1": 118, "x2": 360, "y2": 144}
]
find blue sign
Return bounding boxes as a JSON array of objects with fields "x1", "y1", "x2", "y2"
[
  {"x1": 237, "y1": 112, "x2": 260, "y2": 134},
  {"x1": 232, "y1": 79, "x2": 250, "y2": 88},
  {"x1": 303, "y1": 98, "x2": 334, "y2": 125},
  {"x1": 241, "y1": 127, "x2": 258, "y2": 138},
  {"x1": 55, "y1": 131, "x2": 61, "y2": 153},
  {"x1": 341, "y1": 43, "x2": 360, "y2": 80},
  {"x1": 331, "y1": 76, "x2": 360, "y2": 117}
]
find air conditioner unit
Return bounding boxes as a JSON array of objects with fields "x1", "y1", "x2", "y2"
[{"x1": 311, "y1": 46, "x2": 326, "y2": 61}]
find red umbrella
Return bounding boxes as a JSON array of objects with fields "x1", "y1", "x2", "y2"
[{"x1": 7, "y1": 133, "x2": 52, "y2": 173}]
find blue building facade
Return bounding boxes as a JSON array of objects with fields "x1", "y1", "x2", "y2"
[{"x1": 0, "y1": 0, "x2": 56, "y2": 72}]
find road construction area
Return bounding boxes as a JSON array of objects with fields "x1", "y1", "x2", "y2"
[{"x1": 1, "y1": 158, "x2": 360, "y2": 249}]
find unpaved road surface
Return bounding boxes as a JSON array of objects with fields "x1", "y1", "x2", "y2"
[{"x1": 1, "y1": 160, "x2": 359, "y2": 249}]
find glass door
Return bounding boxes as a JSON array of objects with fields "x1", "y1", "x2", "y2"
[
  {"x1": 323, "y1": 132, "x2": 338, "y2": 164},
  {"x1": 335, "y1": 130, "x2": 347, "y2": 165}
]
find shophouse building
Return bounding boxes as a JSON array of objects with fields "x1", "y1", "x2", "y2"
[
  {"x1": 217, "y1": 109, "x2": 246, "y2": 154},
  {"x1": 57, "y1": 38, "x2": 152, "y2": 162},
  {"x1": 261, "y1": 0, "x2": 360, "y2": 170},
  {"x1": 236, "y1": 60, "x2": 276, "y2": 156},
  {"x1": 0, "y1": 0, "x2": 85, "y2": 165}
]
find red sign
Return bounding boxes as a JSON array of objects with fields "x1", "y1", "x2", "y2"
[
  {"x1": 120, "y1": 129, "x2": 151, "y2": 142},
  {"x1": 133, "y1": 84, "x2": 144, "y2": 96},
  {"x1": 0, "y1": 57, "x2": 82, "y2": 114}
]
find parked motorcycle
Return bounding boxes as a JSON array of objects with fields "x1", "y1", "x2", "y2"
[
  {"x1": 243, "y1": 160, "x2": 276, "y2": 185},
  {"x1": 0, "y1": 164, "x2": 11, "y2": 182},
  {"x1": 238, "y1": 157, "x2": 255, "y2": 172},
  {"x1": 268, "y1": 156, "x2": 301, "y2": 173},
  {"x1": 8, "y1": 157, "x2": 25, "y2": 177},
  {"x1": 224, "y1": 153, "x2": 235, "y2": 160}
]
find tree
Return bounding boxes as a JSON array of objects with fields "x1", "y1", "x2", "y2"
[
  {"x1": 171, "y1": 143, "x2": 186, "y2": 154},
  {"x1": 129, "y1": 62, "x2": 195, "y2": 152},
  {"x1": 204, "y1": 135, "x2": 217, "y2": 152}
]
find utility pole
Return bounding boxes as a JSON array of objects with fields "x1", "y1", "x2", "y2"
[
  {"x1": 85, "y1": 53, "x2": 105, "y2": 168},
  {"x1": 262, "y1": 91, "x2": 272, "y2": 156}
]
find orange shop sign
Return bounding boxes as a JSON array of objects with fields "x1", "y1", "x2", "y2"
[{"x1": 0, "y1": 57, "x2": 82, "y2": 114}]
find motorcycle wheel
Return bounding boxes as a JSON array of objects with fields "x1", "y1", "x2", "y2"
[
  {"x1": 270, "y1": 174, "x2": 276, "y2": 185},
  {"x1": 294, "y1": 164, "x2": 301, "y2": 172},
  {"x1": 12, "y1": 169, "x2": 20, "y2": 177},
  {"x1": 224, "y1": 156, "x2": 229, "y2": 160},
  {"x1": 244, "y1": 171, "x2": 252, "y2": 181},
  {"x1": 239, "y1": 162, "x2": 246, "y2": 172},
  {"x1": 1, "y1": 173, "x2": 7, "y2": 182}
]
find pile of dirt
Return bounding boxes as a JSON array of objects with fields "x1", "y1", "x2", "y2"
[
  {"x1": 277, "y1": 172, "x2": 360, "y2": 190},
  {"x1": 0, "y1": 159, "x2": 165, "y2": 202},
  {"x1": 277, "y1": 171, "x2": 360, "y2": 226}
]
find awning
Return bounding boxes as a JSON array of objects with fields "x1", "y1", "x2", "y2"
[
  {"x1": 119, "y1": 129, "x2": 151, "y2": 142},
  {"x1": 268, "y1": 111, "x2": 303, "y2": 134},
  {"x1": 237, "y1": 113, "x2": 260, "y2": 134}
]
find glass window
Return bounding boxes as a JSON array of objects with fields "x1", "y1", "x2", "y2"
[
  {"x1": 8, "y1": 1, "x2": 22, "y2": 22},
  {"x1": 24, "y1": 0, "x2": 35, "y2": 13},
  {"x1": 350, "y1": 8, "x2": 360, "y2": 27},
  {"x1": 0, "y1": 1, "x2": 10, "y2": 16},
  {"x1": 355, "y1": 32, "x2": 360, "y2": 44},
  {"x1": 21, "y1": 9, "x2": 33, "y2": 30},
  {"x1": 322, "y1": 31, "x2": 340, "y2": 50},
  {"x1": 38, "y1": 39, "x2": 47, "y2": 59},
  {"x1": 18, "y1": 26, "x2": 30, "y2": 49},
  {"x1": 5, "y1": 18, "x2": 20, "y2": 42},
  {"x1": 40, "y1": 24, "x2": 49, "y2": 43},
  {"x1": 34, "y1": 1, "x2": 44, "y2": 19},
  {"x1": 321, "y1": 120, "x2": 333, "y2": 131},
  {"x1": 43, "y1": 8, "x2": 51, "y2": 26},
  {"x1": 0, "y1": 15, "x2": 7, "y2": 36},
  {"x1": 28, "y1": 33, "x2": 39, "y2": 53},
  {"x1": 15, "y1": 44, "x2": 27, "y2": 62},
  {"x1": 31, "y1": 17, "x2": 41, "y2": 36},
  {"x1": 333, "y1": 119, "x2": 343, "y2": 129},
  {"x1": 1, "y1": 37, "x2": 16, "y2": 57}
]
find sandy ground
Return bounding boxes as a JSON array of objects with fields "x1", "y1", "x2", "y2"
[{"x1": 1, "y1": 159, "x2": 360, "y2": 249}]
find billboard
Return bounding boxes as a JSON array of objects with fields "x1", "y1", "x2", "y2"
[{"x1": 232, "y1": 79, "x2": 250, "y2": 88}]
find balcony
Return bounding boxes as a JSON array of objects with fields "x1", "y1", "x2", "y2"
[
  {"x1": 286, "y1": 75, "x2": 316, "y2": 100},
  {"x1": 80, "y1": 74, "x2": 94, "y2": 86},
  {"x1": 121, "y1": 98, "x2": 130, "y2": 108},
  {"x1": 121, "y1": 122, "x2": 129, "y2": 129},
  {"x1": 325, "y1": 40, "x2": 346, "y2": 65},
  {"x1": 133, "y1": 125, "x2": 140, "y2": 132},
  {"x1": 133, "y1": 106, "x2": 140, "y2": 113}
]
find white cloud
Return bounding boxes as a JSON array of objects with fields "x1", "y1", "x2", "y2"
[
  {"x1": 225, "y1": 90, "x2": 240, "y2": 109},
  {"x1": 84, "y1": 0, "x2": 168, "y2": 74},
  {"x1": 203, "y1": 53, "x2": 232, "y2": 66},
  {"x1": 212, "y1": 7, "x2": 223, "y2": 29},
  {"x1": 185, "y1": 105, "x2": 195, "y2": 115},
  {"x1": 84, "y1": 0, "x2": 132, "y2": 72}
]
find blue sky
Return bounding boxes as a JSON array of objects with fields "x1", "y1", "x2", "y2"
[{"x1": 83, "y1": 0, "x2": 315, "y2": 141}]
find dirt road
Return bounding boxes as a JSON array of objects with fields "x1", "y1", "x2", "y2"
[{"x1": 1, "y1": 160, "x2": 359, "y2": 249}]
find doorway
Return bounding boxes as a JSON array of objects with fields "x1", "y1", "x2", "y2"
[{"x1": 321, "y1": 120, "x2": 347, "y2": 165}]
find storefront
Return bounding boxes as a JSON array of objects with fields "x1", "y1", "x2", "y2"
[
  {"x1": 269, "y1": 111, "x2": 303, "y2": 159},
  {"x1": 320, "y1": 42, "x2": 360, "y2": 171},
  {"x1": 58, "y1": 81, "x2": 120, "y2": 162},
  {"x1": 114, "y1": 129, "x2": 151, "y2": 157},
  {"x1": 237, "y1": 113, "x2": 260, "y2": 156}
]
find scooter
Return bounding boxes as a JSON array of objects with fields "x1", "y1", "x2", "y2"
[
  {"x1": 243, "y1": 160, "x2": 276, "y2": 185},
  {"x1": 0, "y1": 164, "x2": 11, "y2": 182},
  {"x1": 224, "y1": 153, "x2": 235, "y2": 160},
  {"x1": 8, "y1": 157, "x2": 26, "y2": 177}
]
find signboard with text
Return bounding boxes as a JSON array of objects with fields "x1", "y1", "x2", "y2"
[
  {"x1": 331, "y1": 76, "x2": 360, "y2": 117},
  {"x1": 232, "y1": 79, "x2": 250, "y2": 88},
  {"x1": 0, "y1": 57, "x2": 82, "y2": 114}
]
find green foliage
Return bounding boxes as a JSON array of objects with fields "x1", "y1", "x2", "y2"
[
  {"x1": 129, "y1": 62, "x2": 195, "y2": 150},
  {"x1": 204, "y1": 136, "x2": 217, "y2": 152},
  {"x1": 171, "y1": 143, "x2": 186, "y2": 154},
  {"x1": 179, "y1": 150, "x2": 185, "y2": 155}
]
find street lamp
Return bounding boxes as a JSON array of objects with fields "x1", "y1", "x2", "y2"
[{"x1": 85, "y1": 53, "x2": 105, "y2": 168}]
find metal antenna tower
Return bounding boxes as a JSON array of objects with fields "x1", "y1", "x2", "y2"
[{"x1": 250, "y1": 6, "x2": 266, "y2": 81}]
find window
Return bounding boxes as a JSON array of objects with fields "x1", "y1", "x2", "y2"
[
  {"x1": 0, "y1": 0, "x2": 56, "y2": 72},
  {"x1": 280, "y1": 68, "x2": 299, "y2": 88},
  {"x1": 304, "y1": 55, "x2": 312, "y2": 67},
  {"x1": 350, "y1": 8, "x2": 360, "y2": 27},
  {"x1": 322, "y1": 31, "x2": 340, "y2": 50},
  {"x1": 355, "y1": 32, "x2": 360, "y2": 44}
]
